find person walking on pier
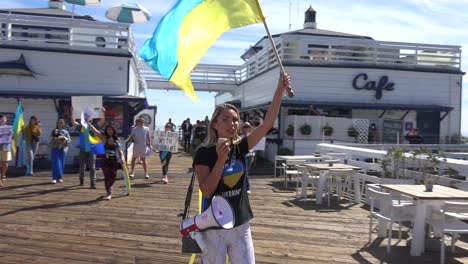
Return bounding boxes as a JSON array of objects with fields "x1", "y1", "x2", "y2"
[
  {"x1": 0, "y1": 115, "x2": 12, "y2": 187},
  {"x1": 24, "y1": 116, "x2": 42, "y2": 176},
  {"x1": 88, "y1": 122, "x2": 121, "y2": 200},
  {"x1": 193, "y1": 72, "x2": 291, "y2": 263},
  {"x1": 49, "y1": 119, "x2": 70, "y2": 184},
  {"x1": 128, "y1": 118, "x2": 152, "y2": 179}
]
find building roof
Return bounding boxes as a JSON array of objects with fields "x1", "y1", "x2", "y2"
[
  {"x1": 0, "y1": 8, "x2": 95, "y2": 20},
  {"x1": 280, "y1": 27, "x2": 372, "y2": 40},
  {"x1": 240, "y1": 100, "x2": 453, "y2": 113},
  {"x1": 241, "y1": 28, "x2": 373, "y2": 60}
]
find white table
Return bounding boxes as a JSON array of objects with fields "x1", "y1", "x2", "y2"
[
  {"x1": 304, "y1": 163, "x2": 361, "y2": 205},
  {"x1": 381, "y1": 184, "x2": 468, "y2": 256},
  {"x1": 274, "y1": 155, "x2": 325, "y2": 177}
]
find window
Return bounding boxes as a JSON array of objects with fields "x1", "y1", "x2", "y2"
[
  {"x1": 95, "y1": 36, "x2": 106, "y2": 48},
  {"x1": 11, "y1": 24, "x2": 69, "y2": 44}
]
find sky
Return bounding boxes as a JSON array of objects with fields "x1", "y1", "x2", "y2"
[{"x1": 6, "y1": 0, "x2": 468, "y2": 133}]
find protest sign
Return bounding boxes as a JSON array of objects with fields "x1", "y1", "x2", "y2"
[
  {"x1": 153, "y1": 131, "x2": 179, "y2": 152},
  {"x1": 72, "y1": 96, "x2": 103, "y2": 119},
  {"x1": 0, "y1": 125, "x2": 12, "y2": 144}
]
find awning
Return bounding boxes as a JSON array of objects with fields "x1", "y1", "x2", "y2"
[
  {"x1": 0, "y1": 92, "x2": 149, "y2": 115},
  {"x1": 240, "y1": 100, "x2": 453, "y2": 112},
  {"x1": 104, "y1": 95, "x2": 149, "y2": 115}
]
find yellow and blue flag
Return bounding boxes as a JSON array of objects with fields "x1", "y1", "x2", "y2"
[
  {"x1": 139, "y1": 0, "x2": 264, "y2": 102},
  {"x1": 12, "y1": 102, "x2": 24, "y2": 167}
]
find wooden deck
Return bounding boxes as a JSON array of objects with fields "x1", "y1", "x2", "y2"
[{"x1": 1, "y1": 152, "x2": 468, "y2": 264}]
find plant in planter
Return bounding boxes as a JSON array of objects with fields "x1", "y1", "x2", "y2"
[
  {"x1": 278, "y1": 147, "x2": 294, "y2": 155},
  {"x1": 313, "y1": 151, "x2": 321, "y2": 157},
  {"x1": 383, "y1": 146, "x2": 408, "y2": 179},
  {"x1": 424, "y1": 177, "x2": 434, "y2": 192},
  {"x1": 347, "y1": 126, "x2": 359, "y2": 138},
  {"x1": 285, "y1": 125, "x2": 294, "y2": 136},
  {"x1": 322, "y1": 125, "x2": 333, "y2": 136},
  {"x1": 299, "y1": 124, "x2": 312, "y2": 135}
]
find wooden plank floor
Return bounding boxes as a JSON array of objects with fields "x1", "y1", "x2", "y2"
[{"x1": 1, "y1": 152, "x2": 468, "y2": 263}]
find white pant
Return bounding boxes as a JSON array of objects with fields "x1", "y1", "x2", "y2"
[{"x1": 201, "y1": 222, "x2": 255, "y2": 264}]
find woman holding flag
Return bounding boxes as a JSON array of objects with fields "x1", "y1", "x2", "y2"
[
  {"x1": 71, "y1": 112, "x2": 104, "y2": 189},
  {"x1": 193, "y1": 72, "x2": 291, "y2": 263},
  {"x1": 87, "y1": 122, "x2": 121, "y2": 200}
]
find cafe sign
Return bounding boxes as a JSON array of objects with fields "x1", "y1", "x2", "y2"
[{"x1": 352, "y1": 73, "x2": 395, "y2": 99}]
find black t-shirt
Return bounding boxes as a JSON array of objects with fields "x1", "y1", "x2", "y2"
[{"x1": 193, "y1": 137, "x2": 253, "y2": 227}]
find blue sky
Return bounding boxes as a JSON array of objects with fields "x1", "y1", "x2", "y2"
[{"x1": 7, "y1": 0, "x2": 468, "y2": 133}]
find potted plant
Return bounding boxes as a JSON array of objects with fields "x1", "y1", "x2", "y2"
[
  {"x1": 313, "y1": 151, "x2": 321, "y2": 157},
  {"x1": 322, "y1": 125, "x2": 333, "y2": 136},
  {"x1": 348, "y1": 126, "x2": 359, "y2": 138},
  {"x1": 278, "y1": 147, "x2": 294, "y2": 155},
  {"x1": 424, "y1": 177, "x2": 434, "y2": 192},
  {"x1": 285, "y1": 125, "x2": 294, "y2": 136},
  {"x1": 299, "y1": 123, "x2": 312, "y2": 135}
]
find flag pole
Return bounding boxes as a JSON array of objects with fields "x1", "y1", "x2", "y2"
[{"x1": 261, "y1": 19, "x2": 294, "y2": 97}]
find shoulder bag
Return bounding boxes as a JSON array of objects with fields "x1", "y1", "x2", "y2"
[{"x1": 180, "y1": 171, "x2": 202, "y2": 254}]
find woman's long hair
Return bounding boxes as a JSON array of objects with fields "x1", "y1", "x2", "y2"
[
  {"x1": 104, "y1": 125, "x2": 119, "y2": 141},
  {"x1": 206, "y1": 103, "x2": 241, "y2": 145}
]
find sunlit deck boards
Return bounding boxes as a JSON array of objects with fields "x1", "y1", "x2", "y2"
[{"x1": 1, "y1": 152, "x2": 468, "y2": 263}]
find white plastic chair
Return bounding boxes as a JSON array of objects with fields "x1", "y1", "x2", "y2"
[
  {"x1": 367, "y1": 188, "x2": 415, "y2": 253},
  {"x1": 296, "y1": 165, "x2": 319, "y2": 200},
  {"x1": 281, "y1": 160, "x2": 304, "y2": 189},
  {"x1": 326, "y1": 168, "x2": 353, "y2": 207},
  {"x1": 429, "y1": 201, "x2": 468, "y2": 264}
]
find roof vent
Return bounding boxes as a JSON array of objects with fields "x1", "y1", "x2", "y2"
[
  {"x1": 304, "y1": 6, "x2": 317, "y2": 29},
  {"x1": 48, "y1": 0, "x2": 66, "y2": 10}
]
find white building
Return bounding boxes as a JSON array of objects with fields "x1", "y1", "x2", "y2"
[
  {"x1": 215, "y1": 7, "x2": 464, "y2": 161},
  {"x1": 0, "y1": 0, "x2": 151, "y2": 165}
]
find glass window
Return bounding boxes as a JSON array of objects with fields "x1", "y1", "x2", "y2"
[{"x1": 95, "y1": 36, "x2": 106, "y2": 48}]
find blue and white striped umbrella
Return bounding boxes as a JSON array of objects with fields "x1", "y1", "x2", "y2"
[
  {"x1": 105, "y1": 3, "x2": 152, "y2": 24},
  {"x1": 65, "y1": 0, "x2": 101, "y2": 5},
  {"x1": 64, "y1": 0, "x2": 100, "y2": 19}
]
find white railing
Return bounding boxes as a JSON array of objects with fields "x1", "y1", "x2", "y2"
[
  {"x1": 139, "y1": 24, "x2": 461, "y2": 88},
  {"x1": 318, "y1": 143, "x2": 468, "y2": 178},
  {"x1": 140, "y1": 60, "x2": 242, "y2": 85},
  {"x1": 239, "y1": 36, "x2": 461, "y2": 84},
  {"x1": 0, "y1": 13, "x2": 133, "y2": 55}
]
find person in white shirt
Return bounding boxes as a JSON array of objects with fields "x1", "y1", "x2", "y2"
[{"x1": 128, "y1": 118, "x2": 152, "y2": 179}]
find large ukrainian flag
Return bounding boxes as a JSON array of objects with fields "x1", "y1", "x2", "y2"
[{"x1": 139, "y1": 0, "x2": 264, "y2": 102}]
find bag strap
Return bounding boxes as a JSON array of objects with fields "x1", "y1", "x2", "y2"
[{"x1": 181, "y1": 171, "x2": 196, "y2": 220}]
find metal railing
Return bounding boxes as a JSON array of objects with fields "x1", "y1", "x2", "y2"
[{"x1": 0, "y1": 13, "x2": 133, "y2": 55}]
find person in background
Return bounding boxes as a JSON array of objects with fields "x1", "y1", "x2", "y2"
[
  {"x1": 193, "y1": 72, "x2": 291, "y2": 263},
  {"x1": 128, "y1": 118, "x2": 152, "y2": 179},
  {"x1": 405, "y1": 128, "x2": 424, "y2": 144},
  {"x1": 190, "y1": 120, "x2": 199, "y2": 156},
  {"x1": 23, "y1": 116, "x2": 42, "y2": 176},
  {"x1": 165, "y1": 118, "x2": 176, "y2": 132},
  {"x1": 88, "y1": 122, "x2": 121, "y2": 200},
  {"x1": 240, "y1": 122, "x2": 254, "y2": 194},
  {"x1": 367, "y1": 123, "x2": 379, "y2": 144},
  {"x1": 308, "y1": 105, "x2": 321, "y2": 116},
  {"x1": 159, "y1": 124, "x2": 173, "y2": 184},
  {"x1": 49, "y1": 119, "x2": 70, "y2": 184},
  {"x1": 181, "y1": 118, "x2": 193, "y2": 152},
  {"x1": 0, "y1": 115, "x2": 12, "y2": 187},
  {"x1": 72, "y1": 114, "x2": 104, "y2": 189},
  {"x1": 204, "y1": 115, "x2": 210, "y2": 126},
  {"x1": 192, "y1": 120, "x2": 207, "y2": 157}
]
